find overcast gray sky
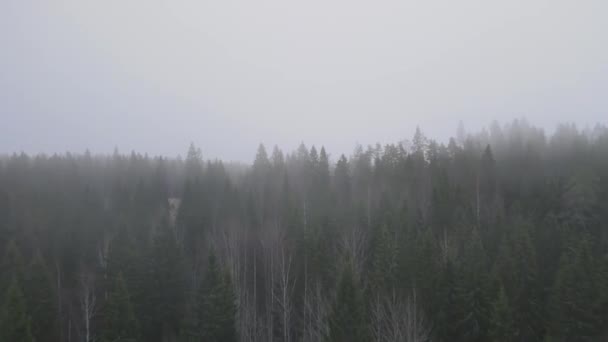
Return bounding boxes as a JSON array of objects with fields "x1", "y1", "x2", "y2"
[{"x1": 1, "y1": 0, "x2": 607, "y2": 162}]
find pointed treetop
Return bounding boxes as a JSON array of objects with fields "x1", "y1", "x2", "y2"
[
  {"x1": 255, "y1": 144, "x2": 268, "y2": 162},
  {"x1": 413, "y1": 127, "x2": 428, "y2": 155},
  {"x1": 271, "y1": 145, "x2": 285, "y2": 168},
  {"x1": 482, "y1": 144, "x2": 495, "y2": 162},
  {"x1": 319, "y1": 146, "x2": 329, "y2": 164},
  {"x1": 309, "y1": 146, "x2": 319, "y2": 164},
  {"x1": 185, "y1": 143, "x2": 203, "y2": 180},
  {"x1": 297, "y1": 142, "x2": 309, "y2": 160}
]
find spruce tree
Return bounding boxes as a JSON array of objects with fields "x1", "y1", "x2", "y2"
[
  {"x1": 433, "y1": 260, "x2": 460, "y2": 342},
  {"x1": 102, "y1": 273, "x2": 138, "y2": 342},
  {"x1": 106, "y1": 227, "x2": 138, "y2": 285},
  {"x1": 549, "y1": 237, "x2": 600, "y2": 340},
  {"x1": 412, "y1": 230, "x2": 438, "y2": 308},
  {"x1": 326, "y1": 262, "x2": 369, "y2": 342},
  {"x1": 489, "y1": 285, "x2": 516, "y2": 342},
  {"x1": 196, "y1": 252, "x2": 237, "y2": 342},
  {"x1": 513, "y1": 231, "x2": 543, "y2": 341},
  {"x1": 0, "y1": 240, "x2": 25, "y2": 298},
  {"x1": 24, "y1": 252, "x2": 58, "y2": 342},
  {"x1": 455, "y1": 228, "x2": 491, "y2": 342},
  {"x1": 0, "y1": 278, "x2": 34, "y2": 342},
  {"x1": 368, "y1": 223, "x2": 397, "y2": 296},
  {"x1": 595, "y1": 254, "x2": 608, "y2": 338},
  {"x1": 148, "y1": 223, "x2": 186, "y2": 341},
  {"x1": 333, "y1": 154, "x2": 351, "y2": 212},
  {"x1": 496, "y1": 219, "x2": 543, "y2": 340}
]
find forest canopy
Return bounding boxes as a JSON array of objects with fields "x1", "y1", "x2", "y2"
[{"x1": 1, "y1": 120, "x2": 608, "y2": 342}]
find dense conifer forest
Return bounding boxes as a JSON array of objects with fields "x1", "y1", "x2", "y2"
[{"x1": 1, "y1": 120, "x2": 608, "y2": 342}]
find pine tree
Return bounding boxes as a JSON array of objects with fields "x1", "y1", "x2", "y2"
[
  {"x1": 102, "y1": 273, "x2": 138, "y2": 342},
  {"x1": 196, "y1": 252, "x2": 238, "y2": 342},
  {"x1": 326, "y1": 262, "x2": 369, "y2": 342},
  {"x1": 24, "y1": 252, "x2": 58, "y2": 342},
  {"x1": 0, "y1": 278, "x2": 34, "y2": 342}
]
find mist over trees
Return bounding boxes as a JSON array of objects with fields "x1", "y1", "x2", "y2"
[{"x1": 1, "y1": 119, "x2": 608, "y2": 342}]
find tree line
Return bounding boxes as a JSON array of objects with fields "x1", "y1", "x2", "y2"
[{"x1": 1, "y1": 119, "x2": 608, "y2": 342}]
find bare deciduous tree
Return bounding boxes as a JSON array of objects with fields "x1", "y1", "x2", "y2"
[
  {"x1": 80, "y1": 273, "x2": 98, "y2": 342},
  {"x1": 302, "y1": 282, "x2": 330, "y2": 342},
  {"x1": 273, "y1": 245, "x2": 295, "y2": 342},
  {"x1": 340, "y1": 224, "x2": 368, "y2": 279},
  {"x1": 371, "y1": 289, "x2": 431, "y2": 342}
]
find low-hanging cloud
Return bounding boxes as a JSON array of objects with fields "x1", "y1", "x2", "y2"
[{"x1": 1, "y1": 0, "x2": 607, "y2": 161}]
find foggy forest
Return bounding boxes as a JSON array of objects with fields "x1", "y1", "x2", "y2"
[{"x1": 1, "y1": 121, "x2": 607, "y2": 342}]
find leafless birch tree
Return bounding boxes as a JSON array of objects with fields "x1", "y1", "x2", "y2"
[
  {"x1": 371, "y1": 289, "x2": 431, "y2": 342},
  {"x1": 79, "y1": 273, "x2": 98, "y2": 342}
]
